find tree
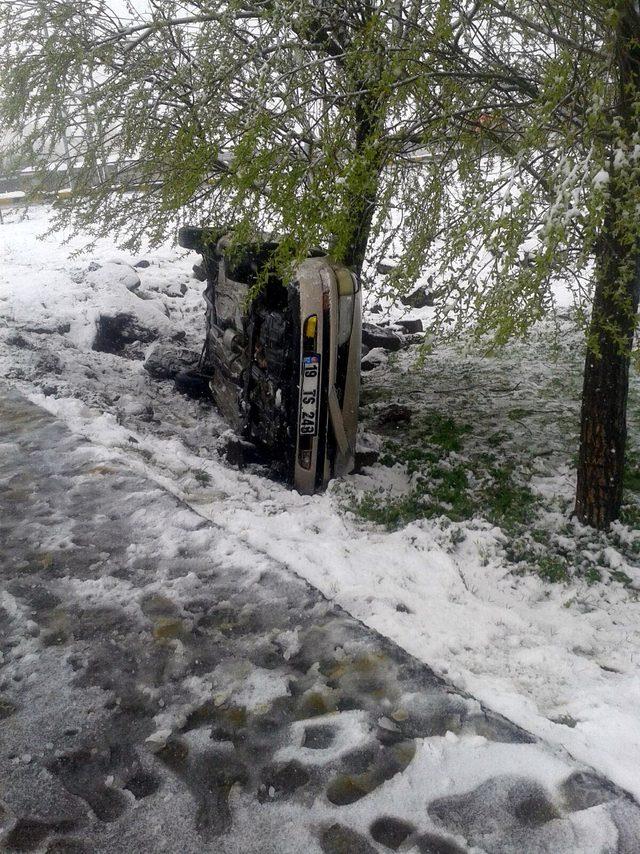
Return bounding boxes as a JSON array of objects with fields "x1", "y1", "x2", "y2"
[
  {"x1": 391, "y1": 0, "x2": 640, "y2": 528},
  {"x1": 0, "y1": 0, "x2": 464, "y2": 283},
  {"x1": 574, "y1": 2, "x2": 640, "y2": 527}
]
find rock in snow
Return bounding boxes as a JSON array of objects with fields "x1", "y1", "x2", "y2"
[
  {"x1": 400, "y1": 286, "x2": 434, "y2": 309},
  {"x1": 361, "y1": 347, "x2": 388, "y2": 372},
  {"x1": 93, "y1": 312, "x2": 159, "y2": 357},
  {"x1": 395, "y1": 318, "x2": 424, "y2": 334},
  {"x1": 362, "y1": 322, "x2": 403, "y2": 352},
  {"x1": 86, "y1": 261, "x2": 141, "y2": 293},
  {"x1": 143, "y1": 343, "x2": 199, "y2": 381}
]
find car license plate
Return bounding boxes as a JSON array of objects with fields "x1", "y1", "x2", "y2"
[{"x1": 299, "y1": 354, "x2": 321, "y2": 436}]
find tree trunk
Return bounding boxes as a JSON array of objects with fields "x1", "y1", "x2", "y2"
[
  {"x1": 339, "y1": 90, "x2": 385, "y2": 279},
  {"x1": 341, "y1": 188, "x2": 378, "y2": 279},
  {"x1": 575, "y1": 256, "x2": 640, "y2": 528},
  {"x1": 574, "y1": 1, "x2": 640, "y2": 528}
]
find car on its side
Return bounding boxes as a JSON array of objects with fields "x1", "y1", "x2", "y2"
[{"x1": 178, "y1": 226, "x2": 362, "y2": 494}]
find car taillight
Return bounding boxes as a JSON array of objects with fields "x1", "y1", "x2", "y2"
[{"x1": 303, "y1": 314, "x2": 318, "y2": 349}]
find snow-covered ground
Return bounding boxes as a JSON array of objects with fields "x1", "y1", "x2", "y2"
[{"x1": 1, "y1": 205, "x2": 639, "y2": 802}]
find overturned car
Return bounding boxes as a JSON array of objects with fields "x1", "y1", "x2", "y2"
[{"x1": 178, "y1": 227, "x2": 362, "y2": 494}]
